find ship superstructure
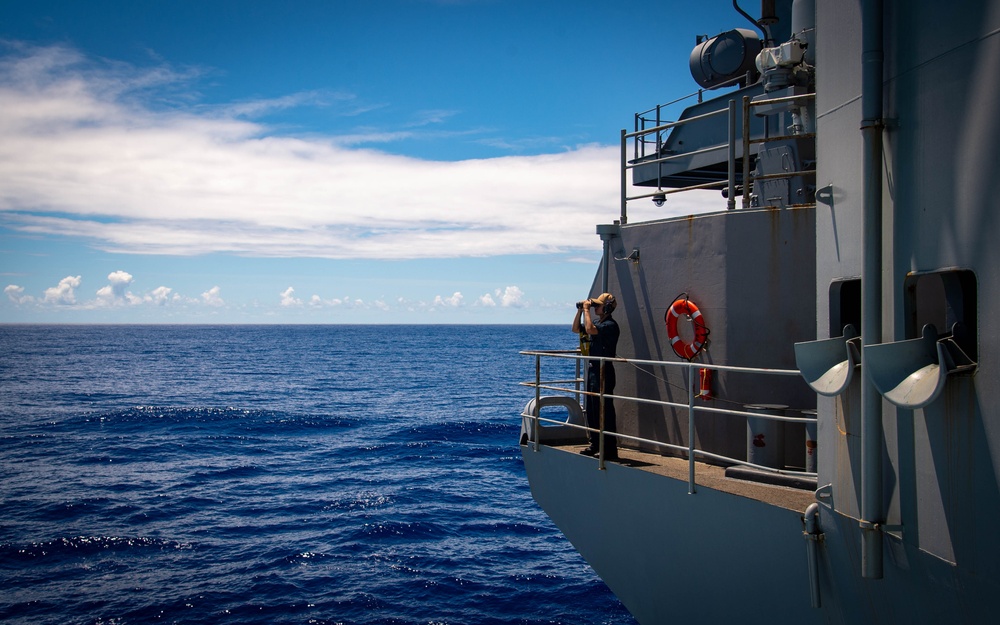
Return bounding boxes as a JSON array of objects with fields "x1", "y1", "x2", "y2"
[{"x1": 519, "y1": 1, "x2": 1000, "y2": 622}]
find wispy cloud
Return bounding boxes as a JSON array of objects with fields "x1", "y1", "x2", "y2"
[
  {"x1": 218, "y1": 90, "x2": 359, "y2": 119},
  {"x1": 405, "y1": 109, "x2": 461, "y2": 127},
  {"x1": 0, "y1": 43, "x2": 716, "y2": 262}
]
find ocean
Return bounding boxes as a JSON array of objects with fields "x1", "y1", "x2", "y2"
[{"x1": 0, "y1": 325, "x2": 636, "y2": 625}]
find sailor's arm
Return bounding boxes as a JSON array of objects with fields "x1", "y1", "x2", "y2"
[
  {"x1": 583, "y1": 302, "x2": 598, "y2": 335},
  {"x1": 572, "y1": 304, "x2": 584, "y2": 333}
]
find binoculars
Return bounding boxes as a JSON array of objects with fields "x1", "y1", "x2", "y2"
[{"x1": 576, "y1": 300, "x2": 594, "y2": 309}]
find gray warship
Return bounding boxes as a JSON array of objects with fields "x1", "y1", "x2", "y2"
[{"x1": 519, "y1": 0, "x2": 1000, "y2": 622}]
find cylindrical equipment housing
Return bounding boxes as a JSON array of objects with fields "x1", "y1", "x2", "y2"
[{"x1": 689, "y1": 28, "x2": 762, "y2": 89}]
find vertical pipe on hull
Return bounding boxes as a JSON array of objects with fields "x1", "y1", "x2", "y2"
[
  {"x1": 804, "y1": 503, "x2": 822, "y2": 608},
  {"x1": 727, "y1": 99, "x2": 737, "y2": 210},
  {"x1": 596, "y1": 224, "x2": 619, "y2": 295},
  {"x1": 860, "y1": 0, "x2": 885, "y2": 580},
  {"x1": 602, "y1": 237, "x2": 611, "y2": 294}
]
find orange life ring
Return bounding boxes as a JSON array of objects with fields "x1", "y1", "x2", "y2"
[{"x1": 665, "y1": 298, "x2": 709, "y2": 360}]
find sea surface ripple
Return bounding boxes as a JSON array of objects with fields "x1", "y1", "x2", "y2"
[{"x1": 0, "y1": 325, "x2": 636, "y2": 625}]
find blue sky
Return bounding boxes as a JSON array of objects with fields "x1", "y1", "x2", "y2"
[{"x1": 1, "y1": 0, "x2": 741, "y2": 323}]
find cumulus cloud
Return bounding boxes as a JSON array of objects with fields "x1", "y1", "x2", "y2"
[
  {"x1": 4, "y1": 284, "x2": 33, "y2": 304},
  {"x1": 307, "y1": 294, "x2": 357, "y2": 308},
  {"x1": 0, "y1": 44, "x2": 717, "y2": 262},
  {"x1": 42, "y1": 275, "x2": 82, "y2": 305},
  {"x1": 498, "y1": 285, "x2": 525, "y2": 307},
  {"x1": 92, "y1": 270, "x2": 180, "y2": 307},
  {"x1": 107, "y1": 270, "x2": 133, "y2": 291},
  {"x1": 476, "y1": 286, "x2": 524, "y2": 308},
  {"x1": 201, "y1": 285, "x2": 224, "y2": 306},
  {"x1": 149, "y1": 285, "x2": 174, "y2": 305},
  {"x1": 478, "y1": 293, "x2": 497, "y2": 307},
  {"x1": 433, "y1": 292, "x2": 464, "y2": 307},
  {"x1": 280, "y1": 286, "x2": 302, "y2": 307},
  {"x1": 5, "y1": 271, "x2": 194, "y2": 309},
  {"x1": 95, "y1": 270, "x2": 136, "y2": 304}
]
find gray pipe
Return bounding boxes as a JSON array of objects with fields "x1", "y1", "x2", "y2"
[
  {"x1": 728, "y1": 99, "x2": 737, "y2": 210},
  {"x1": 860, "y1": 0, "x2": 885, "y2": 580},
  {"x1": 596, "y1": 224, "x2": 619, "y2": 294},
  {"x1": 602, "y1": 237, "x2": 611, "y2": 294},
  {"x1": 804, "y1": 503, "x2": 822, "y2": 608},
  {"x1": 732, "y1": 0, "x2": 771, "y2": 44}
]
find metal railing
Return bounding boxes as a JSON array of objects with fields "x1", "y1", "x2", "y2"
[
  {"x1": 620, "y1": 91, "x2": 817, "y2": 224},
  {"x1": 520, "y1": 350, "x2": 817, "y2": 494}
]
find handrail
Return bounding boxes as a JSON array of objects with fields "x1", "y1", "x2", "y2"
[
  {"x1": 519, "y1": 350, "x2": 817, "y2": 492},
  {"x1": 621, "y1": 89, "x2": 817, "y2": 221},
  {"x1": 626, "y1": 181, "x2": 728, "y2": 205},
  {"x1": 633, "y1": 73, "x2": 749, "y2": 123}
]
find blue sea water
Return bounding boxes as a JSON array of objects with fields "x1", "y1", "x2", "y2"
[{"x1": 0, "y1": 325, "x2": 636, "y2": 625}]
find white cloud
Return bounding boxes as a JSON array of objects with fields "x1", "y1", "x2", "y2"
[
  {"x1": 498, "y1": 285, "x2": 525, "y2": 307},
  {"x1": 201, "y1": 285, "x2": 224, "y2": 306},
  {"x1": 280, "y1": 286, "x2": 302, "y2": 307},
  {"x1": 0, "y1": 44, "x2": 719, "y2": 262},
  {"x1": 311, "y1": 295, "x2": 353, "y2": 308},
  {"x1": 478, "y1": 293, "x2": 497, "y2": 307},
  {"x1": 4, "y1": 284, "x2": 33, "y2": 304},
  {"x1": 95, "y1": 269, "x2": 136, "y2": 304},
  {"x1": 148, "y1": 285, "x2": 174, "y2": 305},
  {"x1": 6, "y1": 272, "x2": 200, "y2": 310},
  {"x1": 107, "y1": 270, "x2": 133, "y2": 288},
  {"x1": 433, "y1": 291, "x2": 464, "y2": 307},
  {"x1": 93, "y1": 270, "x2": 177, "y2": 306},
  {"x1": 42, "y1": 275, "x2": 81, "y2": 305}
]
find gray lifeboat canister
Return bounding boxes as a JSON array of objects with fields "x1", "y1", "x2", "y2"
[
  {"x1": 744, "y1": 404, "x2": 787, "y2": 469},
  {"x1": 802, "y1": 409, "x2": 818, "y2": 473}
]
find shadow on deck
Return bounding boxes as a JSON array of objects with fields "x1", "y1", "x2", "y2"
[{"x1": 539, "y1": 442, "x2": 817, "y2": 513}]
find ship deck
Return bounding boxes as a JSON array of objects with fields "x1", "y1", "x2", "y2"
[{"x1": 550, "y1": 443, "x2": 817, "y2": 512}]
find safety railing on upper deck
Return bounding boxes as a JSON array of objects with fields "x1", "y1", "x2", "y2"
[
  {"x1": 619, "y1": 90, "x2": 816, "y2": 224},
  {"x1": 519, "y1": 350, "x2": 817, "y2": 495}
]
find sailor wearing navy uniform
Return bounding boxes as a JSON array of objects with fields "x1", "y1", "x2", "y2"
[{"x1": 571, "y1": 293, "x2": 620, "y2": 460}]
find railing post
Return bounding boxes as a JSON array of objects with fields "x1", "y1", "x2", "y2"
[
  {"x1": 727, "y1": 99, "x2": 736, "y2": 210},
  {"x1": 574, "y1": 356, "x2": 582, "y2": 405},
  {"x1": 742, "y1": 95, "x2": 752, "y2": 209},
  {"x1": 688, "y1": 364, "x2": 697, "y2": 494},
  {"x1": 598, "y1": 359, "x2": 606, "y2": 471},
  {"x1": 620, "y1": 129, "x2": 628, "y2": 225},
  {"x1": 533, "y1": 353, "x2": 541, "y2": 452},
  {"x1": 634, "y1": 113, "x2": 640, "y2": 161}
]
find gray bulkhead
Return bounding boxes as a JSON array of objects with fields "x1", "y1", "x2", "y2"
[
  {"x1": 600, "y1": 207, "x2": 817, "y2": 465},
  {"x1": 808, "y1": 0, "x2": 1000, "y2": 618}
]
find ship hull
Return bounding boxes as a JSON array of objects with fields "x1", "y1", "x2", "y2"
[
  {"x1": 521, "y1": 445, "x2": 813, "y2": 624},
  {"x1": 523, "y1": 443, "x2": 1000, "y2": 624}
]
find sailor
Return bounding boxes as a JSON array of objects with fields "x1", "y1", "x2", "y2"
[{"x1": 571, "y1": 293, "x2": 620, "y2": 460}]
